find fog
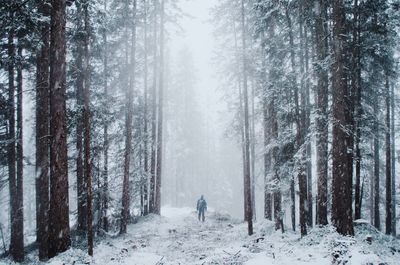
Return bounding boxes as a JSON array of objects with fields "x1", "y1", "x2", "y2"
[{"x1": 163, "y1": 0, "x2": 244, "y2": 218}]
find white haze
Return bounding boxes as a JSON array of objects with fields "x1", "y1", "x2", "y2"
[{"x1": 163, "y1": 0, "x2": 245, "y2": 218}]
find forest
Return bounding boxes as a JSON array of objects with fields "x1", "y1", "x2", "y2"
[{"x1": 1, "y1": 0, "x2": 400, "y2": 264}]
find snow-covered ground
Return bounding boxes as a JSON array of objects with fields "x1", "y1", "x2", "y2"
[{"x1": 1, "y1": 207, "x2": 400, "y2": 264}]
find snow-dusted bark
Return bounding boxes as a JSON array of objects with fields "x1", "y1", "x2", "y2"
[
  {"x1": 82, "y1": 0, "x2": 93, "y2": 255},
  {"x1": 385, "y1": 74, "x2": 392, "y2": 235},
  {"x1": 48, "y1": 0, "x2": 71, "y2": 256},
  {"x1": 331, "y1": 0, "x2": 354, "y2": 236},
  {"x1": 241, "y1": 0, "x2": 253, "y2": 236},
  {"x1": 35, "y1": 0, "x2": 50, "y2": 259},
  {"x1": 155, "y1": 0, "x2": 165, "y2": 215},
  {"x1": 121, "y1": 0, "x2": 137, "y2": 234},
  {"x1": 315, "y1": 0, "x2": 329, "y2": 226}
]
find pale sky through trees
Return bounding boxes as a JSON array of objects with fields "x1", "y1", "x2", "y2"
[
  {"x1": 165, "y1": 0, "x2": 244, "y2": 217},
  {"x1": 170, "y1": 0, "x2": 222, "y2": 127}
]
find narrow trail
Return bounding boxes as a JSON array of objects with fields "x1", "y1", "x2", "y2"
[{"x1": 96, "y1": 207, "x2": 255, "y2": 264}]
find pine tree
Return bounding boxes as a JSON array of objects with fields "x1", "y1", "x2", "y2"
[
  {"x1": 142, "y1": 0, "x2": 150, "y2": 216},
  {"x1": 48, "y1": 0, "x2": 71, "y2": 256},
  {"x1": 75, "y1": 0, "x2": 87, "y2": 232},
  {"x1": 385, "y1": 73, "x2": 392, "y2": 235},
  {"x1": 314, "y1": 0, "x2": 329, "y2": 226},
  {"x1": 284, "y1": 3, "x2": 297, "y2": 232},
  {"x1": 331, "y1": 0, "x2": 354, "y2": 236},
  {"x1": 6, "y1": 3, "x2": 24, "y2": 260},
  {"x1": 149, "y1": 0, "x2": 158, "y2": 214},
  {"x1": 101, "y1": 0, "x2": 110, "y2": 232},
  {"x1": 35, "y1": 0, "x2": 51, "y2": 259},
  {"x1": 155, "y1": 0, "x2": 165, "y2": 215},
  {"x1": 82, "y1": 0, "x2": 93, "y2": 254},
  {"x1": 240, "y1": 0, "x2": 253, "y2": 236},
  {"x1": 121, "y1": 0, "x2": 137, "y2": 234}
]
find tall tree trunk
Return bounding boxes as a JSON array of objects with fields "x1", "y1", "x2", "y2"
[
  {"x1": 233, "y1": 20, "x2": 247, "y2": 222},
  {"x1": 385, "y1": 74, "x2": 392, "y2": 235},
  {"x1": 143, "y1": 0, "x2": 149, "y2": 216},
  {"x1": 121, "y1": 0, "x2": 137, "y2": 234},
  {"x1": 241, "y1": 0, "x2": 253, "y2": 235},
  {"x1": 149, "y1": 0, "x2": 158, "y2": 214},
  {"x1": 370, "y1": 141, "x2": 374, "y2": 225},
  {"x1": 315, "y1": 0, "x2": 329, "y2": 226},
  {"x1": 155, "y1": 0, "x2": 164, "y2": 215},
  {"x1": 250, "y1": 80, "x2": 256, "y2": 221},
  {"x1": 285, "y1": 6, "x2": 297, "y2": 231},
  {"x1": 240, "y1": 80, "x2": 247, "y2": 221},
  {"x1": 352, "y1": 0, "x2": 363, "y2": 221},
  {"x1": 271, "y1": 97, "x2": 282, "y2": 232},
  {"x1": 391, "y1": 82, "x2": 396, "y2": 236},
  {"x1": 373, "y1": 95, "x2": 380, "y2": 230},
  {"x1": 7, "y1": 10, "x2": 18, "y2": 262},
  {"x1": 304, "y1": 25, "x2": 313, "y2": 228},
  {"x1": 102, "y1": 0, "x2": 109, "y2": 232},
  {"x1": 48, "y1": 0, "x2": 71, "y2": 257},
  {"x1": 263, "y1": 53, "x2": 272, "y2": 221},
  {"x1": 15, "y1": 43, "x2": 24, "y2": 261},
  {"x1": 83, "y1": 0, "x2": 93, "y2": 255},
  {"x1": 8, "y1": 9, "x2": 24, "y2": 261},
  {"x1": 298, "y1": 9, "x2": 307, "y2": 237},
  {"x1": 262, "y1": 39, "x2": 272, "y2": 221},
  {"x1": 76, "y1": 1, "x2": 86, "y2": 232},
  {"x1": 35, "y1": 0, "x2": 50, "y2": 259},
  {"x1": 331, "y1": 0, "x2": 354, "y2": 236},
  {"x1": 268, "y1": 12, "x2": 283, "y2": 233}
]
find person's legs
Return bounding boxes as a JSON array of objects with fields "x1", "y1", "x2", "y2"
[
  {"x1": 198, "y1": 211, "x2": 201, "y2": 221},
  {"x1": 201, "y1": 210, "x2": 205, "y2": 222}
]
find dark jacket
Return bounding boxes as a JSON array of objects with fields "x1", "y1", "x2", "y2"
[{"x1": 197, "y1": 196, "x2": 207, "y2": 212}]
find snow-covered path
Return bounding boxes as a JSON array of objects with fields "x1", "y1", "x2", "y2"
[
  {"x1": 45, "y1": 206, "x2": 293, "y2": 265},
  {"x1": 3, "y1": 207, "x2": 400, "y2": 264},
  {"x1": 93, "y1": 207, "x2": 257, "y2": 264}
]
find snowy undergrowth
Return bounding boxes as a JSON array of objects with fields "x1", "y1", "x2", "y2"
[{"x1": 1, "y1": 207, "x2": 399, "y2": 264}]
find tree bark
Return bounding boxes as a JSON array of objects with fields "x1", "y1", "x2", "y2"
[
  {"x1": 15, "y1": 43, "x2": 24, "y2": 261},
  {"x1": 76, "y1": 1, "x2": 87, "y2": 232},
  {"x1": 262, "y1": 44, "x2": 272, "y2": 221},
  {"x1": 298, "y1": 8, "x2": 307, "y2": 237},
  {"x1": 82, "y1": 0, "x2": 93, "y2": 255},
  {"x1": 241, "y1": 0, "x2": 253, "y2": 235},
  {"x1": 285, "y1": 6, "x2": 297, "y2": 231},
  {"x1": 101, "y1": 0, "x2": 109, "y2": 232},
  {"x1": 35, "y1": 0, "x2": 50, "y2": 259},
  {"x1": 315, "y1": 0, "x2": 329, "y2": 226},
  {"x1": 352, "y1": 0, "x2": 363, "y2": 221},
  {"x1": 48, "y1": 0, "x2": 71, "y2": 257},
  {"x1": 121, "y1": 0, "x2": 137, "y2": 234},
  {"x1": 149, "y1": 0, "x2": 158, "y2": 214},
  {"x1": 8, "y1": 9, "x2": 24, "y2": 261},
  {"x1": 331, "y1": 0, "x2": 354, "y2": 236},
  {"x1": 370, "y1": 141, "x2": 374, "y2": 225},
  {"x1": 143, "y1": 0, "x2": 149, "y2": 216},
  {"x1": 385, "y1": 74, "x2": 392, "y2": 235},
  {"x1": 250, "y1": 80, "x2": 256, "y2": 221},
  {"x1": 233, "y1": 20, "x2": 248, "y2": 222},
  {"x1": 391, "y1": 82, "x2": 396, "y2": 236},
  {"x1": 373, "y1": 94, "x2": 380, "y2": 230},
  {"x1": 155, "y1": 0, "x2": 165, "y2": 215},
  {"x1": 263, "y1": 77, "x2": 272, "y2": 222},
  {"x1": 304, "y1": 24, "x2": 313, "y2": 229}
]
